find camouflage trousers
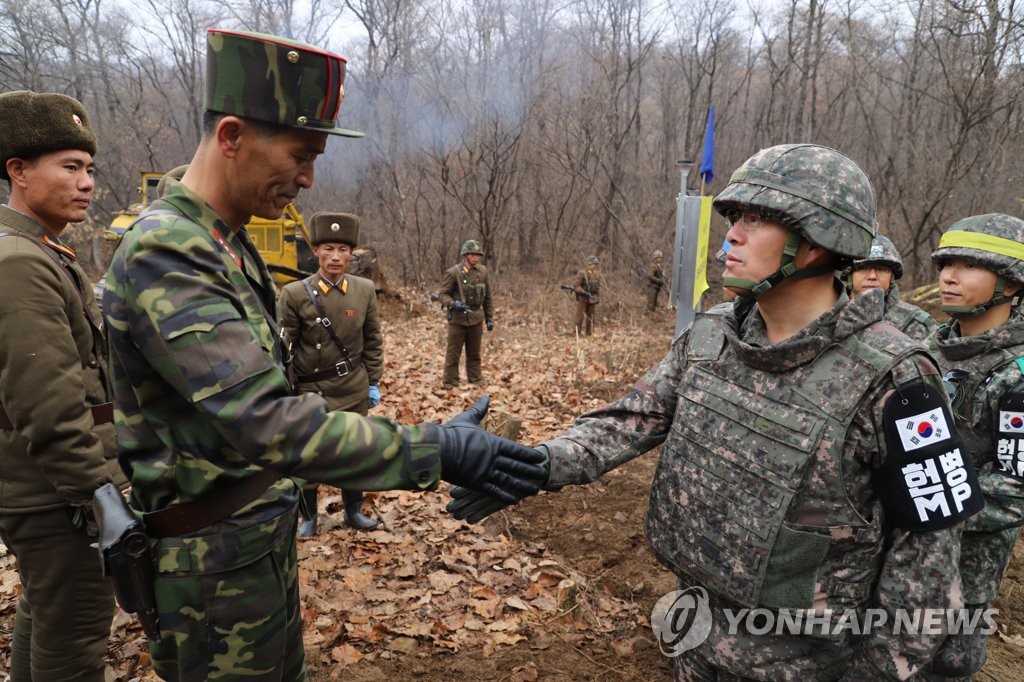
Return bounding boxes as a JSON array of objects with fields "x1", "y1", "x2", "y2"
[
  {"x1": 673, "y1": 649, "x2": 750, "y2": 681},
  {"x1": 0, "y1": 506, "x2": 115, "y2": 682},
  {"x1": 443, "y1": 322, "x2": 483, "y2": 385},
  {"x1": 149, "y1": 511, "x2": 305, "y2": 681}
]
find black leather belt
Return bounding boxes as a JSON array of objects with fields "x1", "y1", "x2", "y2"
[
  {"x1": 295, "y1": 353, "x2": 363, "y2": 383},
  {"x1": 0, "y1": 402, "x2": 113, "y2": 429}
]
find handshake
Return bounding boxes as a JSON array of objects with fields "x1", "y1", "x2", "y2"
[{"x1": 436, "y1": 396, "x2": 548, "y2": 523}]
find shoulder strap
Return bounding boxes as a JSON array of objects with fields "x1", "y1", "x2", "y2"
[
  {"x1": 301, "y1": 278, "x2": 352, "y2": 359},
  {"x1": 0, "y1": 231, "x2": 102, "y2": 334}
]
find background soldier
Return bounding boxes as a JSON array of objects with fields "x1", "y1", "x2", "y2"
[
  {"x1": 924, "y1": 214, "x2": 1024, "y2": 679},
  {"x1": 847, "y1": 234, "x2": 936, "y2": 340},
  {"x1": 102, "y1": 29, "x2": 545, "y2": 679},
  {"x1": 279, "y1": 213, "x2": 382, "y2": 534},
  {"x1": 0, "y1": 91, "x2": 127, "y2": 681},
  {"x1": 438, "y1": 239, "x2": 494, "y2": 388},
  {"x1": 645, "y1": 249, "x2": 665, "y2": 312},
  {"x1": 451, "y1": 144, "x2": 977, "y2": 680},
  {"x1": 573, "y1": 255, "x2": 600, "y2": 335}
]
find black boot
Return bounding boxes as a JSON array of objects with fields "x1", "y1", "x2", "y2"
[
  {"x1": 297, "y1": 486, "x2": 319, "y2": 538},
  {"x1": 344, "y1": 491, "x2": 378, "y2": 531}
]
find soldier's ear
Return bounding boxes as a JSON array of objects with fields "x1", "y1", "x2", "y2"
[{"x1": 216, "y1": 117, "x2": 245, "y2": 157}]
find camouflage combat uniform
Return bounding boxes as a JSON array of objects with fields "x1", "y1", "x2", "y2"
[
  {"x1": 923, "y1": 214, "x2": 1024, "y2": 680},
  {"x1": 543, "y1": 290, "x2": 967, "y2": 680},
  {"x1": 574, "y1": 261, "x2": 600, "y2": 335},
  {"x1": 882, "y1": 286, "x2": 937, "y2": 340},
  {"x1": 104, "y1": 179, "x2": 442, "y2": 680},
  {"x1": 0, "y1": 91, "x2": 126, "y2": 681},
  {"x1": 438, "y1": 252, "x2": 493, "y2": 386}
]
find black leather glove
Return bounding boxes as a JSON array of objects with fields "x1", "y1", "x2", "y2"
[
  {"x1": 486, "y1": 320, "x2": 494, "y2": 332},
  {"x1": 450, "y1": 300, "x2": 471, "y2": 313},
  {"x1": 448, "y1": 446, "x2": 550, "y2": 523},
  {"x1": 437, "y1": 396, "x2": 547, "y2": 504}
]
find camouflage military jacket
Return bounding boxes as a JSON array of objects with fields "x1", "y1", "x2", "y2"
[
  {"x1": 278, "y1": 272, "x2": 382, "y2": 412},
  {"x1": 103, "y1": 181, "x2": 441, "y2": 552},
  {"x1": 929, "y1": 315, "x2": 1024, "y2": 602},
  {"x1": 883, "y1": 286, "x2": 937, "y2": 341},
  {"x1": 438, "y1": 263, "x2": 493, "y2": 326},
  {"x1": 543, "y1": 286, "x2": 963, "y2": 680},
  {"x1": 0, "y1": 205, "x2": 124, "y2": 512}
]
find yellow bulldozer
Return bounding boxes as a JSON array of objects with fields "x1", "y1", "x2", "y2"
[{"x1": 105, "y1": 171, "x2": 317, "y2": 286}]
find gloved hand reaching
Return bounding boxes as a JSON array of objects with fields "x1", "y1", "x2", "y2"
[{"x1": 437, "y1": 396, "x2": 547, "y2": 504}]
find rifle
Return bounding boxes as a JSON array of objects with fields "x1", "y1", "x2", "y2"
[
  {"x1": 92, "y1": 483, "x2": 161, "y2": 643},
  {"x1": 561, "y1": 284, "x2": 596, "y2": 303}
]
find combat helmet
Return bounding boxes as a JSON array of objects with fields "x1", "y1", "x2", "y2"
[
  {"x1": 712, "y1": 144, "x2": 876, "y2": 296},
  {"x1": 652, "y1": 250, "x2": 663, "y2": 259},
  {"x1": 850, "y1": 234, "x2": 904, "y2": 280},
  {"x1": 460, "y1": 239, "x2": 483, "y2": 257},
  {"x1": 586, "y1": 255, "x2": 599, "y2": 265},
  {"x1": 931, "y1": 213, "x2": 1024, "y2": 317}
]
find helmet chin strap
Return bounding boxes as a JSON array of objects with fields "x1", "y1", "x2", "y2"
[
  {"x1": 722, "y1": 233, "x2": 837, "y2": 298},
  {"x1": 942, "y1": 275, "x2": 1018, "y2": 318}
]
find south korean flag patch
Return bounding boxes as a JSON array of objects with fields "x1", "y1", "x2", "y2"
[
  {"x1": 995, "y1": 391, "x2": 1024, "y2": 481},
  {"x1": 877, "y1": 381, "x2": 982, "y2": 532}
]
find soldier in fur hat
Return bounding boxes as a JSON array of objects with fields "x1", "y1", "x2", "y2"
[
  {"x1": 278, "y1": 213, "x2": 382, "y2": 535},
  {"x1": 0, "y1": 90, "x2": 127, "y2": 681}
]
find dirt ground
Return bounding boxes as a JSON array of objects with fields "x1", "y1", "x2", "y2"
[{"x1": 1, "y1": 290, "x2": 1023, "y2": 680}]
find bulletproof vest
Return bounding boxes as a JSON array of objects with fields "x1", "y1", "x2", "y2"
[
  {"x1": 645, "y1": 312, "x2": 907, "y2": 622},
  {"x1": 583, "y1": 273, "x2": 599, "y2": 295},
  {"x1": 458, "y1": 266, "x2": 487, "y2": 307}
]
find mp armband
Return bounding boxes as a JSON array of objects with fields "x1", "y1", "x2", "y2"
[
  {"x1": 995, "y1": 391, "x2": 1024, "y2": 480},
  {"x1": 877, "y1": 380, "x2": 982, "y2": 531}
]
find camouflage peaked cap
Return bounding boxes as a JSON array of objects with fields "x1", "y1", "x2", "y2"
[
  {"x1": 460, "y1": 239, "x2": 483, "y2": 256},
  {"x1": 0, "y1": 91, "x2": 97, "y2": 181},
  {"x1": 586, "y1": 255, "x2": 599, "y2": 265},
  {"x1": 205, "y1": 29, "x2": 363, "y2": 138},
  {"x1": 852, "y1": 234, "x2": 903, "y2": 279},
  {"x1": 713, "y1": 143, "x2": 876, "y2": 259},
  {"x1": 932, "y1": 213, "x2": 1024, "y2": 285},
  {"x1": 310, "y1": 212, "x2": 359, "y2": 246}
]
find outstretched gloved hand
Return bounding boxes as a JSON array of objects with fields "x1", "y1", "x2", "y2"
[{"x1": 437, "y1": 396, "x2": 547, "y2": 504}]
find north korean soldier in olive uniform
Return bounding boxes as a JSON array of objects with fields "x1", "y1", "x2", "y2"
[
  {"x1": 573, "y1": 255, "x2": 600, "y2": 335},
  {"x1": 646, "y1": 249, "x2": 665, "y2": 312},
  {"x1": 0, "y1": 91, "x2": 127, "y2": 681},
  {"x1": 102, "y1": 29, "x2": 546, "y2": 680},
  {"x1": 438, "y1": 239, "x2": 494, "y2": 387},
  {"x1": 451, "y1": 144, "x2": 978, "y2": 680},
  {"x1": 923, "y1": 214, "x2": 1024, "y2": 680},
  {"x1": 848, "y1": 234, "x2": 936, "y2": 340},
  {"x1": 279, "y1": 213, "x2": 382, "y2": 534}
]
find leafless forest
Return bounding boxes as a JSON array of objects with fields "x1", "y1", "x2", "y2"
[{"x1": 2, "y1": 0, "x2": 1023, "y2": 291}]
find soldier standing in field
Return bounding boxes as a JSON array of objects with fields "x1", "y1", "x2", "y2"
[
  {"x1": 922, "y1": 214, "x2": 1024, "y2": 680},
  {"x1": 646, "y1": 249, "x2": 666, "y2": 312},
  {"x1": 451, "y1": 144, "x2": 978, "y2": 680},
  {"x1": 279, "y1": 212, "x2": 381, "y2": 534},
  {"x1": 438, "y1": 239, "x2": 494, "y2": 388},
  {"x1": 102, "y1": 29, "x2": 546, "y2": 679},
  {"x1": 847, "y1": 234, "x2": 936, "y2": 340},
  {"x1": 573, "y1": 255, "x2": 600, "y2": 335},
  {"x1": 0, "y1": 91, "x2": 127, "y2": 681}
]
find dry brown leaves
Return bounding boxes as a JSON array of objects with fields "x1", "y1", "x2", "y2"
[{"x1": 0, "y1": 286, "x2": 676, "y2": 680}]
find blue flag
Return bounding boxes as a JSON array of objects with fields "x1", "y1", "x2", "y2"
[{"x1": 700, "y1": 105, "x2": 715, "y2": 185}]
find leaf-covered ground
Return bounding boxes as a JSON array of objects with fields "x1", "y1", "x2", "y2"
[{"x1": 1, "y1": 285, "x2": 1022, "y2": 680}]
